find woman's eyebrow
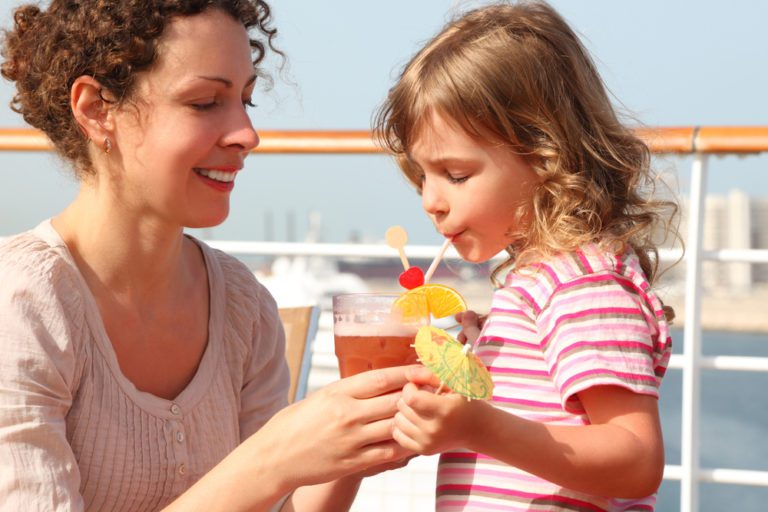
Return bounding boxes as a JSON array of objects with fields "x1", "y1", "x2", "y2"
[{"x1": 193, "y1": 74, "x2": 258, "y2": 88}]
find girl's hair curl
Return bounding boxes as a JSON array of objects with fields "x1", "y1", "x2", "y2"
[{"x1": 2, "y1": 0, "x2": 279, "y2": 177}]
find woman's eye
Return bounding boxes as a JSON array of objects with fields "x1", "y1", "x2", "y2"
[
  {"x1": 191, "y1": 101, "x2": 217, "y2": 111},
  {"x1": 243, "y1": 99, "x2": 256, "y2": 108}
]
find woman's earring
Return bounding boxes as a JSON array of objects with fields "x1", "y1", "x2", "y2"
[{"x1": 103, "y1": 137, "x2": 112, "y2": 155}]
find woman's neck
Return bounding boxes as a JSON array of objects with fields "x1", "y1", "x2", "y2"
[{"x1": 52, "y1": 184, "x2": 194, "y2": 306}]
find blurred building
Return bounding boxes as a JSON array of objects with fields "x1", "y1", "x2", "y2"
[{"x1": 673, "y1": 189, "x2": 768, "y2": 293}]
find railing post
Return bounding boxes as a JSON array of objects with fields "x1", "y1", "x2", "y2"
[{"x1": 680, "y1": 153, "x2": 708, "y2": 512}]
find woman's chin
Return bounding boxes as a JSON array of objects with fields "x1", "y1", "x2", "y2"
[{"x1": 186, "y1": 211, "x2": 229, "y2": 230}]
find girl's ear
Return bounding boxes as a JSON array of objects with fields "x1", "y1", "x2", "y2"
[{"x1": 71, "y1": 75, "x2": 115, "y2": 144}]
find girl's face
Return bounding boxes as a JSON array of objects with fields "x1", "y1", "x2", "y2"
[
  {"x1": 409, "y1": 112, "x2": 541, "y2": 263},
  {"x1": 109, "y1": 9, "x2": 259, "y2": 228}
]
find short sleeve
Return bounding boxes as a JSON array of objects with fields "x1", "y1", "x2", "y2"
[
  {"x1": 0, "y1": 254, "x2": 84, "y2": 511},
  {"x1": 536, "y1": 271, "x2": 665, "y2": 414},
  {"x1": 238, "y1": 282, "x2": 290, "y2": 439}
]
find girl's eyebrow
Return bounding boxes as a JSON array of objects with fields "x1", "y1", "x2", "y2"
[{"x1": 419, "y1": 155, "x2": 481, "y2": 168}]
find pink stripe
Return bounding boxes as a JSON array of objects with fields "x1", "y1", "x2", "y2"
[
  {"x1": 479, "y1": 336, "x2": 539, "y2": 349},
  {"x1": 577, "y1": 250, "x2": 593, "y2": 273},
  {"x1": 548, "y1": 288, "x2": 641, "y2": 309},
  {"x1": 487, "y1": 366, "x2": 547, "y2": 377},
  {"x1": 489, "y1": 306, "x2": 528, "y2": 315},
  {"x1": 512, "y1": 286, "x2": 539, "y2": 313},
  {"x1": 484, "y1": 319, "x2": 537, "y2": 333},
  {"x1": 541, "y1": 310, "x2": 645, "y2": 345},
  {"x1": 557, "y1": 351, "x2": 651, "y2": 376},
  {"x1": 438, "y1": 484, "x2": 604, "y2": 510},
  {"x1": 561, "y1": 368, "x2": 658, "y2": 389},
  {"x1": 553, "y1": 322, "x2": 653, "y2": 340},
  {"x1": 492, "y1": 396, "x2": 561, "y2": 408},
  {"x1": 437, "y1": 499, "x2": 531, "y2": 512},
  {"x1": 492, "y1": 381, "x2": 551, "y2": 392},
  {"x1": 442, "y1": 467, "x2": 544, "y2": 483},
  {"x1": 541, "y1": 263, "x2": 562, "y2": 286}
]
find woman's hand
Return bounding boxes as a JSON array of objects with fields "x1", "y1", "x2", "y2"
[
  {"x1": 392, "y1": 366, "x2": 488, "y2": 455},
  {"x1": 255, "y1": 365, "x2": 417, "y2": 490}
]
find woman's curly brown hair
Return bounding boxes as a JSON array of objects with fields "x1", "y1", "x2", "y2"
[
  {"x1": 1, "y1": 0, "x2": 279, "y2": 177},
  {"x1": 374, "y1": 1, "x2": 679, "y2": 301}
]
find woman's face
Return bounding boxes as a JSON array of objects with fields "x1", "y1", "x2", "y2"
[{"x1": 109, "y1": 8, "x2": 259, "y2": 229}]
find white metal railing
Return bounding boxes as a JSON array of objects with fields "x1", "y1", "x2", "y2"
[
  {"x1": 4, "y1": 127, "x2": 768, "y2": 510},
  {"x1": 204, "y1": 156, "x2": 768, "y2": 510}
]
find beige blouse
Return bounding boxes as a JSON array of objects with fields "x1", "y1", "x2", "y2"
[{"x1": 0, "y1": 220, "x2": 290, "y2": 511}]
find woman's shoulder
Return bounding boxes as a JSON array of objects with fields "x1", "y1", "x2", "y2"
[
  {"x1": 194, "y1": 239, "x2": 279, "y2": 332},
  {"x1": 200, "y1": 241, "x2": 271, "y2": 302},
  {"x1": 0, "y1": 222, "x2": 81, "y2": 295}
]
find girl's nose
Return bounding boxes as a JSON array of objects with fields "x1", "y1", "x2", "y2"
[{"x1": 421, "y1": 180, "x2": 448, "y2": 217}]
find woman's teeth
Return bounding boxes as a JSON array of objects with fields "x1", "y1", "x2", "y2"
[{"x1": 194, "y1": 168, "x2": 236, "y2": 182}]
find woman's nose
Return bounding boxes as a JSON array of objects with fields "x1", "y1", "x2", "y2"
[{"x1": 221, "y1": 109, "x2": 260, "y2": 153}]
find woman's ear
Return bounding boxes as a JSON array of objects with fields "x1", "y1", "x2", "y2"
[{"x1": 71, "y1": 75, "x2": 115, "y2": 144}]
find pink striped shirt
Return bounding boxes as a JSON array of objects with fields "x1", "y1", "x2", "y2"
[{"x1": 437, "y1": 244, "x2": 671, "y2": 511}]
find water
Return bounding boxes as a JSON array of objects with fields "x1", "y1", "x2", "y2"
[{"x1": 656, "y1": 329, "x2": 768, "y2": 511}]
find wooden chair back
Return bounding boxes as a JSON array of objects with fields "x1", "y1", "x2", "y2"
[{"x1": 278, "y1": 305, "x2": 320, "y2": 403}]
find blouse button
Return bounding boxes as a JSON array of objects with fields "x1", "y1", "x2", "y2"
[
  {"x1": 178, "y1": 463, "x2": 186, "y2": 475},
  {"x1": 176, "y1": 431, "x2": 185, "y2": 443},
  {"x1": 170, "y1": 403, "x2": 181, "y2": 415}
]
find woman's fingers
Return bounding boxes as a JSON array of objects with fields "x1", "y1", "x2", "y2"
[
  {"x1": 335, "y1": 365, "x2": 417, "y2": 399},
  {"x1": 405, "y1": 365, "x2": 442, "y2": 388}
]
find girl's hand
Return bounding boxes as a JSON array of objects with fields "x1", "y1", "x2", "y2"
[
  {"x1": 455, "y1": 310, "x2": 486, "y2": 345},
  {"x1": 392, "y1": 366, "x2": 488, "y2": 455}
]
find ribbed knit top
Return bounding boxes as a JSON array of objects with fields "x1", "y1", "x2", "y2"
[{"x1": 0, "y1": 220, "x2": 290, "y2": 511}]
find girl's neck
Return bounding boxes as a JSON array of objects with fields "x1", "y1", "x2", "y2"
[{"x1": 52, "y1": 184, "x2": 195, "y2": 305}]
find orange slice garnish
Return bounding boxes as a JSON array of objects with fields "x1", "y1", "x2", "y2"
[{"x1": 394, "y1": 283, "x2": 467, "y2": 320}]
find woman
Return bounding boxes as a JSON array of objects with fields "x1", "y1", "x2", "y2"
[{"x1": 0, "y1": 1, "x2": 411, "y2": 510}]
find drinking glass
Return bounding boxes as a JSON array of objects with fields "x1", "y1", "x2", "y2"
[{"x1": 332, "y1": 293, "x2": 429, "y2": 377}]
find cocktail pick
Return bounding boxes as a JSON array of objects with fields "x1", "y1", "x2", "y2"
[
  {"x1": 424, "y1": 238, "x2": 451, "y2": 284},
  {"x1": 385, "y1": 225, "x2": 411, "y2": 271}
]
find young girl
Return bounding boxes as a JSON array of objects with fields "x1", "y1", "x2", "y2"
[
  {"x1": 0, "y1": 1, "x2": 411, "y2": 510},
  {"x1": 375, "y1": 1, "x2": 676, "y2": 510}
]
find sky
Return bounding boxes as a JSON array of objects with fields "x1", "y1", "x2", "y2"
[{"x1": 1, "y1": 0, "x2": 767, "y2": 244}]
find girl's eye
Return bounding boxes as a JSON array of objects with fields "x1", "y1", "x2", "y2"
[
  {"x1": 243, "y1": 99, "x2": 256, "y2": 109},
  {"x1": 447, "y1": 174, "x2": 469, "y2": 184}
]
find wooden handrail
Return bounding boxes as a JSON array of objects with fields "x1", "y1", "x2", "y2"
[{"x1": 1, "y1": 126, "x2": 768, "y2": 155}]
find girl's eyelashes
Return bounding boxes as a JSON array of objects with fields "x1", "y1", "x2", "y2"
[
  {"x1": 243, "y1": 98, "x2": 256, "y2": 108},
  {"x1": 447, "y1": 174, "x2": 469, "y2": 184}
]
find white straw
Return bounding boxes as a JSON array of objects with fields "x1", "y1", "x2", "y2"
[{"x1": 424, "y1": 238, "x2": 451, "y2": 283}]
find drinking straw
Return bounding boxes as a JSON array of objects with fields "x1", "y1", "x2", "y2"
[
  {"x1": 385, "y1": 225, "x2": 411, "y2": 270},
  {"x1": 424, "y1": 238, "x2": 451, "y2": 283}
]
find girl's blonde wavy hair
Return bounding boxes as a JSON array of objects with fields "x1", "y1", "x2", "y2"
[{"x1": 374, "y1": 1, "x2": 679, "y2": 306}]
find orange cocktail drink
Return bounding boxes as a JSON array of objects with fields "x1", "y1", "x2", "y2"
[{"x1": 332, "y1": 293, "x2": 429, "y2": 377}]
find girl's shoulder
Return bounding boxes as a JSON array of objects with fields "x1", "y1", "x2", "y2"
[{"x1": 505, "y1": 243, "x2": 649, "y2": 306}]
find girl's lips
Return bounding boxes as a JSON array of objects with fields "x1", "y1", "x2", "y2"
[{"x1": 443, "y1": 230, "x2": 464, "y2": 241}]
